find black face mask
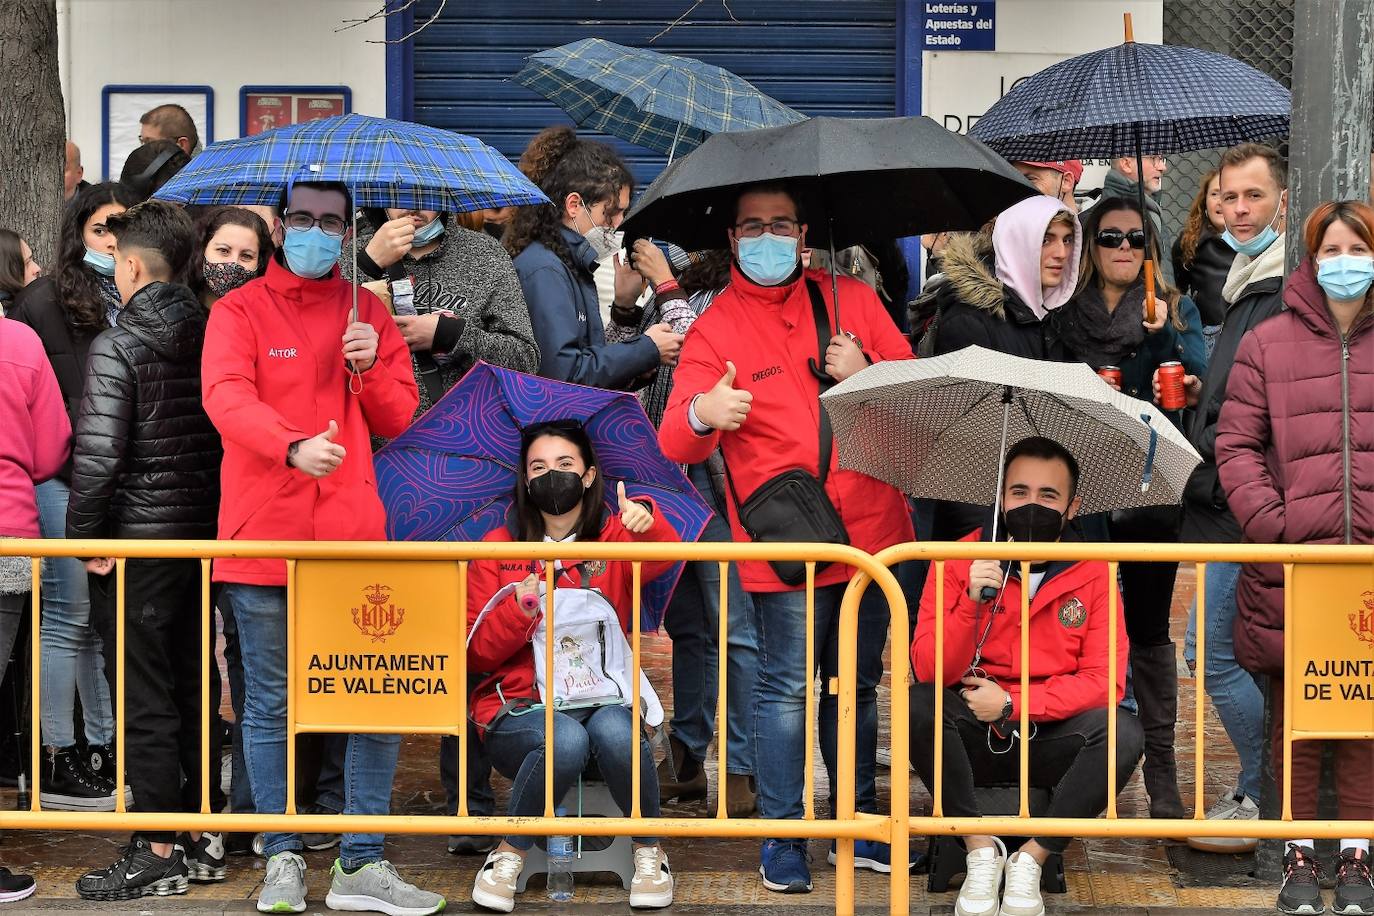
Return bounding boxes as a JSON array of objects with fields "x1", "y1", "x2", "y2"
[
  {"x1": 1003, "y1": 503, "x2": 1066, "y2": 543},
  {"x1": 527, "y1": 470, "x2": 586, "y2": 516}
]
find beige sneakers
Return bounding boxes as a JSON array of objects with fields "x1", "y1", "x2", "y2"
[
  {"x1": 629, "y1": 845, "x2": 674, "y2": 909},
  {"x1": 470, "y1": 850, "x2": 521, "y2": 913},
  {"x1": 955, "y1": 838, "x2": 1007, "y2": 916}
]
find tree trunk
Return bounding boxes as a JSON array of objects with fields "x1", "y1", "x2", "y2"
[{"x1": 0, "y1": 0, "x2": 64, "y2": 266}]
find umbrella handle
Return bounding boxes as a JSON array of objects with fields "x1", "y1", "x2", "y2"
[{"x1": 1144, "y1": 260, "x2": 1157, "y2": 324}]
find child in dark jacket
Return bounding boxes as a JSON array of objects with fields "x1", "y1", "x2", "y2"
[{"x1": 65, "y1": 200, "x2": 224, "y2": 900}]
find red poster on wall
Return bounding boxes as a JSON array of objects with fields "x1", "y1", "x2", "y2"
[
  {"x1": 297, "y1": 96, "x2": 345, "y2": 123},
  {"x1": 244, "y1": 94, "x2": 290, "y2": 136}
]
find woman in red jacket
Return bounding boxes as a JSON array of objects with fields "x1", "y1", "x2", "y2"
[
  {"x1": 1217, "y1": 200, "x2": 1374, "y2": 916},
  {"x1": 467, "y1": 421, "x2": 678, "y2": 913}
]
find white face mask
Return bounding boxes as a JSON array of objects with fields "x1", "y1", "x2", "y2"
[{"x1": 577, "y1": 205, "x2": 619, "y2": 260}]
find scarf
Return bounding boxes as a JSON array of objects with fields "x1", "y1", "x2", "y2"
[
  {"x1": 0, "y1": 541, "x2": 30, "y2": 596},
  {"x1": 97, "y1": 274, "x2": 122, "y2": 327},
  {"x1": 1056, "y1": 282, "x2": 1148, "y2": 368},
  {"x1": 1222, "y1": 231, "x2": 1286, "y2": 305}
]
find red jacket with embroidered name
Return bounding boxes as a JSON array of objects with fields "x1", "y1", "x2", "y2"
[
  {"x1": 910, "y1": 531, "x2": 1129, "y2": 722},
  {"x1": 466, "y1": 502, "x2": 678, "y2": 733}
]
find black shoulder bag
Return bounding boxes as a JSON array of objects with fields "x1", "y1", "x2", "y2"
[{"x1": 721, "y1": 279, "x2": 850, "y2": 586}]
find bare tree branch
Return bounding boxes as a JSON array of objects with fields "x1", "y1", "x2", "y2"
[
  {"x1": 337, "y1": 0, "x2": 447, "y2": 44},
  {"x1": 648, "y1": 0, "x2": 706, "y2": 43},
  {"x1": 336, "y1": 0, "x2": 419, "y2": 33}
]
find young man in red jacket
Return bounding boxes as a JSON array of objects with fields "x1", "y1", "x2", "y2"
[
  {"x1": 202, "y1": 181, "x2": 442, "y2": 916},
  {"x1": 910, "y1": 437, "x2": 1142, "y2": 916},
  {"x1": 659, "y1": 182, "x2": 916, "y2": 893}
]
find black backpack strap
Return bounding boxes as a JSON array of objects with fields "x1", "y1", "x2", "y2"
[{"x1": 805, "y1": 278, "x2": 836, "y2": 487}]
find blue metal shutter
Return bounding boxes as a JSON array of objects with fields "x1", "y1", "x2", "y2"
[{"x1": 406, "y1": 0, "x2": 897, "y2": 187}]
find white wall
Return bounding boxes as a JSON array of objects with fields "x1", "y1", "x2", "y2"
[
  {"x1": 58, "y1": 0, "x2": 387, "y2": 180},
  {"x1": 922, "y1": 0, "x2": 1165, "y2": 192}
]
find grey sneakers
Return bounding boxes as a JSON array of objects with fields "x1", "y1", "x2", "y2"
[
  {"x1": 1186, "y1": 786, "x2": 1260, "y2": 853},
  {"x1": 257, "y1": 852, "x2": 307, "y2": 914},
  {"x1": 325, "y1": 859, "x2": 446, "y2": 916}
]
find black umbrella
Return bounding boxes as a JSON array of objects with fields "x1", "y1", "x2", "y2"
[{"x1": 619, "y1": 115, "x2": 1036, "y2": 335}]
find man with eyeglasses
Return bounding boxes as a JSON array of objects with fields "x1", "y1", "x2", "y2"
[
  {"x1": 202, "y1": 181, "x2": 444, "y2": 916},
  {"x1": 1100, "y1": 153, "x2": 1174, "y2": 284},
  {"x1": 659, "y1": 181, "x2": 916, "y2": 894}
]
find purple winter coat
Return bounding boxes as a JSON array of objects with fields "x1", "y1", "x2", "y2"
[{"x1": 1216, "y1": 258, "x2": 1374, "y2": 675}]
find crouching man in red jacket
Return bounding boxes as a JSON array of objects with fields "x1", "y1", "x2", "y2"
[{"x1": 910, "y1": 437, "x2": 1142, "y2": 916}]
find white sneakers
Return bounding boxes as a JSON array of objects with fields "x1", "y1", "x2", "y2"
[
  {"x1": 471, "y1": 850, "x2": 521, "y2": 913},
  {"x1": 1000, "y1": 851, "x2": 1046, "y2": 916},
  {"x1": 955, "y1": 839, "x2": 1046, "y2": 916},
  {"x1": 956, "y1": 838, "x2": 1007, "y2": 916},
  {"x1": 1187, "y1": 786, "x2": 1260, "y2": 853},
  {"x1": 629, "y1": 846, "x2": 674, "y2": 909},
  {"x1": 469, "y1": 845, "x2": 674, "y2": 912}
]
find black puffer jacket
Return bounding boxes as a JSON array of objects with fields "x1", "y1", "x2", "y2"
[
  {"x1": 66, "y1": 282, "x2": 221, "y2": 539},
  {"x1": 930, "y1": 232, "x2": 1070, "y2": 362},
  {"x1": 1171, "y1": 229, "x2": 1237, "y2": 327}
]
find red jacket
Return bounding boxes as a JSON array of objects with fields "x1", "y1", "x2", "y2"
[
  {"x1": 1216, "y1": 259, "x2": 1374, "y2": 674},
  {"x1": 910, "y1": 532, "x2": 1129, "y2": 722},
  {"x1": 202, "y1": 258, "x2": 418, "y2": 585},
  {"x1": 466, "y1": 504, "x2": 679, "y2": 732},
  {"x1": 659, "y1": 265, "x2": 915, "y2": 592}
]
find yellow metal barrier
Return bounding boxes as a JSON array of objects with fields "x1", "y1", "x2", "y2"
[
  {"x1": 0, "y1": 538, "x2": 910, "y2": 916},
  {"x1": 2, "y1": 537, "x2": 1371, "y2": 915},
  {"x1": 868, "y1": 540, "x2": 1374, "y2": 848}
]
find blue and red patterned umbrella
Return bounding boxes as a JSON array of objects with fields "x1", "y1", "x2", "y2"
[{"x1": 373, "y1": 363, "x2": 710, "y2": 629}]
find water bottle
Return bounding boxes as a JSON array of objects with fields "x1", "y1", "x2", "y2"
[{"x1": 546, "y1": 808, "x2": 575, "y2": 901}]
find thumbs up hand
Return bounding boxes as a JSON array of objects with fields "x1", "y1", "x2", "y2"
[
  {"x1": 288, "y1": 420, "x2": 347, "y2": 478},
  {"x1": 617, "y1": 481, "x2": 654, "y2": 534},
  {"x1": 693, "y1": 361, "x2": 753, "y2": 431}
]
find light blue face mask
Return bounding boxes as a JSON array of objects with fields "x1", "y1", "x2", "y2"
[
  {"x1": 282, "y1": 226, "x2": 343, "y2": 279},
  {"x1": 1316, "y1": 254, "x2": 1374, "y2": 301},
  {"x1": 412, "y1": 217, "x2": 444, "y2": 246},
  {"x1": 83, "y1": 247, "x2": 116, "y2": 277},
  {"x1": 736, "y1": 233, "x2": 800, "y2": 286},
  {"x1": 1222, "y1": 207, "x2": 1282, "y2": 257}
]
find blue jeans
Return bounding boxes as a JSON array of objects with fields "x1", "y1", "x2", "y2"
[
  {"x1": 750, "y1": 580, "x2": 887, "y2": 824},
  {"x1": 664, "y1": 463, "x2": 759, "y2": 774},
  {"x1": 1183, "y1": 561, "x2": 1265, "y2": 802},
  {"x1": 483, "y1": 704, "x2": 660, "y2": 850},
  {"x1": 216, "y1": 600, "x2": 254, "y2": 814},
  {"x1": 35, "y1": 478, "x2": 113, "y2": 748},
  {"x1": 220, "y1": 584, "x2": 400, "y2": 868}
]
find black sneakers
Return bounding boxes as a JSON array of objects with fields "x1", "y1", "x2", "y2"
[
  {"x1": 76, "y1": 836, "x2": 189, "y2": 900},
  {"x1": 179, "y1": 832, "x2": 227, "y2": 882},
  {"x1": 87, "y1": 742, "x2": 116, "y2": 784},
  {"x1": 40, "y1": 746, "x2": 118, "y2": 811},
  {"x1": 0, "y1": 867, "x2": 36, "y2": 903},
  {"x1": 1279, "y1": 844, "x2": 1325, "y2": 915},
  {"x1": 1335, "y1": 848, "x2": 1374, "y2": 916}
]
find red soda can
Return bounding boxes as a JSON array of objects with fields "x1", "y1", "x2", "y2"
[
  {"x1": 1158, "y1": 361, "x2": 1186, "y2": 410},
  {"x1": 1097, "y1": 366, "x2": 1123, "y2": 387}
]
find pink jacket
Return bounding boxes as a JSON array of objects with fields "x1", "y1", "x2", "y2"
[{"x1": 0, "y1": 318, "x2": 70, "y2": 537}]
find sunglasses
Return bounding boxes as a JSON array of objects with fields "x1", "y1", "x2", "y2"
[{"x1": 1094, "y1": 228, "x2": 1147, "y2": 250}]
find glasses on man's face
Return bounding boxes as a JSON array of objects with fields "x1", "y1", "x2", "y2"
[
  {"x1": 1094, "y1": 228, "x2": 1147, "y2": 250},
  {"x1": 734, "y1": 218, "x2": 801, "y2": 239},
  {"x1": 283, "y1": 211, "x2": 348, "y2": 237}
]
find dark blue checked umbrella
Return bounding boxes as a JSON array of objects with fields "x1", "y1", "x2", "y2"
[
  {"x1": 514, "y1": 38, "x2": 806, "y2": 160},
  {"x1": 154, "y1": 113, "x2": 548, "y2": 212},
  {"x1": 374, "y1": 362, "x2": 712, "y2": 630},
  {"x1": 969, "y1": 24, "x2": 1289, "y2": 319}
]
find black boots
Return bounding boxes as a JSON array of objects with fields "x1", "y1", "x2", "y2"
[{"x1": 1130, "y1": 642, "x2": 1187, "y2": 819}]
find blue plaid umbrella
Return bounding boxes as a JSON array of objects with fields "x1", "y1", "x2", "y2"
[
  {"x1": 969, "y1": 42, "x2": 1290, "y2": 160},
  {"x1": 374, "y1": 363, "x2": 712, "y2": 630},
  {"x1": 514, "y1": 38, "x2": 806, "y2": 159},
  {"x1": 154, "y1": 113, "x2": 547, "y2": 212}
]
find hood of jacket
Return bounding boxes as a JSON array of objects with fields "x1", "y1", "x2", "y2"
[
  {"x1": 992, "y1": 195, "x2": 1082, "y2": 319},
  {"x1": 1103, "y1": 168, "x2": 1162, "y2": 216},
  {"x1": 1282, "y1": 257, "x2": 1343, "y2": 338},
  {"x1": 939, "y1": 231, "x2": 1012, "y2": 319},
  {"x1": 118, "y1": 281, "x2": 206, "y2": 363}
]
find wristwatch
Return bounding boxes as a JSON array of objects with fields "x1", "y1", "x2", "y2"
[{"x1": 997, "y1": 692, "x2": 1014, "y2": 726}]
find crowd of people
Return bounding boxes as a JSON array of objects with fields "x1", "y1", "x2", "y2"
[{"x1": 0, "y1": 101, "x2": 1371, "y2": 916}]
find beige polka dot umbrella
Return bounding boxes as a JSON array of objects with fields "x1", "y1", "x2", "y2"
[{"x1": 819, "y1": 345, "x2": 1202, "y2": 525}]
